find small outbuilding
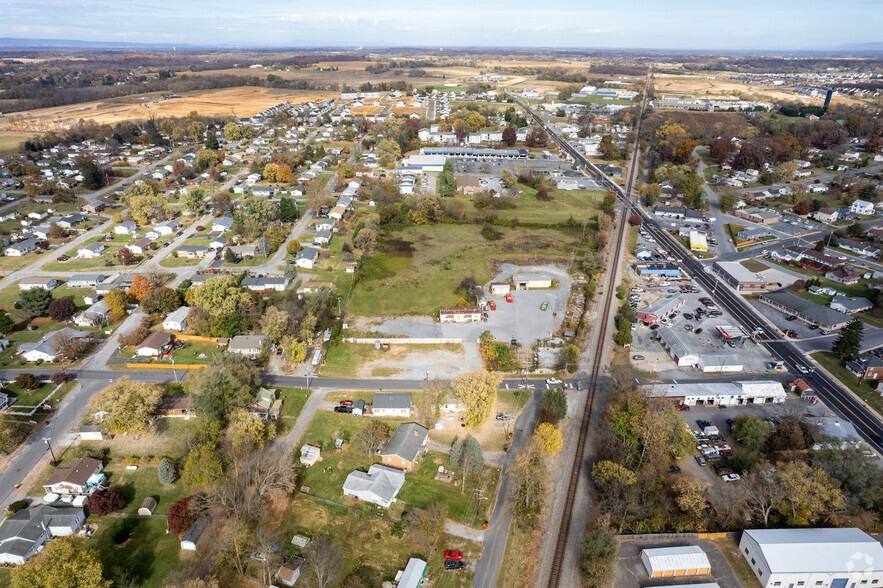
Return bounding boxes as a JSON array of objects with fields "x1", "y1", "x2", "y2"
[
  {"x1": 300, "y1": 444, "x2": 321, "y2": 467},
  {"x1": 138, "y1": 497, "x2": 157, "y2": 516},
  {"x1": 641, "y1": 545, "x2": 711, "y2": 578},
  {"x1": 181, "y1": 518, "x2": 209, "y2": 551}
]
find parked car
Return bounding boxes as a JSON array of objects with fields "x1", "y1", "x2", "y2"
[
  {"x1": 694, "y1": 328, "x2": 703, "y2": 335},
  {"x1": 808, "y1": 324, "x2": 819, "y2": 330},
  {"x1": 488, "y1": 302, "x2": 496, "y2": 311},
  {"x1": 445, "y1": 560, "x2": 465, "y2": 571},
  {"x1": 333, "y1": 406, "x2": 352, "y2": 413},
  {"x1": 545, "y1": 378, "x2": 562, "y2": 385},
  {"x1": 668, "y1": 466, "x2": 681, "y2": 474},
  {"x1": 540, "y1": 301, "x2": 549, "y2": 311},
  {"x1": 694, "y1": 455, "x2": 707, "y2": 467},
  {"x1": 796, "y1": 365, "x2": 809, "y2": 375},
  {"x1": 505, "y1": 293, "x2": 513, "y2": 303},
  {"x1": 339, "y1": 400, "x2": 353, "y2": 406},
  {"x1": 632, "y1": 355, "x2": 645, "y2": 360},
  {"x1": 56, "y1": 255, "x2": 69, "y2": 261},
  {"x1": 444, "y1": 551, "x2": 463, "y2": 560},
  {"x1": 721, "y1": 473, "x2": 741, "y2": 482},
  {"x1": 677, "y1": 404, "x2": 690, "y2": 411},
  {"x1": 820, "y1": 330, "x2": 831, "y2": 335},
  {"x1": 786, "y1": 315, "x2": 798, "y2": 321}
]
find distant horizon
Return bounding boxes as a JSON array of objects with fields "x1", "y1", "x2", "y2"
[
  {"x1": 3, "y1": 0, "x2": 882, "y2": 52},
  {"x1": 0, "y1": 36, "x2": 882, "y2": 55}
]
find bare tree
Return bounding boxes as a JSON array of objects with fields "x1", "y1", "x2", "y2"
[
  {"x1": 253, "y1": 525, "x2": 285, "y2": 585},
  {"x1": 407, "y1": 502, "x2": 448, "y2": 546},
  {"x1": 305, "y1": 535, "x2": 345, "y2": 588},
  {"x1": 742, "y1": 463, "x2": 788, "y2": 527}
]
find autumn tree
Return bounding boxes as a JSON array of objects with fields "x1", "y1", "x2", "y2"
[
  {"x1": 228, "y1": 409, "x2": 275, "y2": 454},
  {"x1": 407, "y1": 502, "x2": 448, "y2": 546},
  {"x1": 452, "y1": 370, "x2": 501, "y2": 428},
  {"x1": 48, "y1": 297, "x2": 77, "y2": 322},
  {"x1": 582, "y1": 529, "x2": 618, "y2": 588},
  {"x1": 90, "y1": 377, "x2": 163, "y2": 435},
  {"x1": 140, "y1": 287, "x2": 182, "y2": 315},
  {"x1": 501, "y1": 126, "x2": 517, "y2": 146},
  {"x1": 105, "y1": 289, "x2": 128, "y2": 320},
  {"x1": 375, "y1": 138, "x2": 401, "y2": 167},
  {"x1": 0, "y1": 416, "x2": 27, "y2": 455},
  {"x1": 534, "y1": 423, "x2": 563, "y2": 454},
  {"x1": 182, "y1": 187, "x2": 207, "y2": 215},
  {"x1": 742, "y1": 463, "x2": 789, "y2": 527},
  {"x1": 127, "y1": 274, "x2": 154, "y2": 302},
  {"x1": 14, "y1": 373, "x2": 39, "y2": 390},
  {"x1": 718, "y1": 191, "x2": 739, "y2": 214},
  {"x1": 673, "y1": 477, "x2": 710, "y2": 528},
  {"x1": 261, "y1": 306, "x2": 289, "y2": 343},
  {"x1": 508, "y1": 441, "x2": 545, "y2": 527},
  {"x1": 10, "y1": 536, "x2": 110, "y2": 588},
  {"x1": 223, "y1": 122, "x2": 241, "y2": 141},
  {"x1": 776, "y1": 461, "x2": 843, "y2": 526},
  {"x1": 525, "y1": 125, "x2": 548, "y2": 148},
  {"x1": 89, "y1": 486, "x2": 126, "y2": 515},
  {"x1": 304, "y1": 535, "x2": 345, "y2": 588},
  {"x1": 188, "y1": 353, "x2": 260, "y2": 423},
  {"x1": 167, "y1": 496, "x2": 194, "y2": 534}
]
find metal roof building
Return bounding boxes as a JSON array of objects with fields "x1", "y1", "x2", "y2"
[
  {"x1": 712, "y1": 261, "x2": 768, "y2": 292},
  {"x1": 740, "y1": 528, "x2": 883, "y2": 588},
  {"x1": 637, "y1": 294, "x2": 686, "y2": 324},
  {"x1": 641, "y1": 545, "x2": 711, "y2": 578},
  {"x1": 646, "y1": 380, "x2": 785, "y2": 406}
]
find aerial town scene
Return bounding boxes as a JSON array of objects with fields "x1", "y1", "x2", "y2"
[{"x1": 0, "y1": 2, "x2": 881, "y2": 587}]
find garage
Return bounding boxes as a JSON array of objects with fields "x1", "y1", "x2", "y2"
[
  {"x1": 513, "y1": 272, "x2": 552, "y2": 290},
  {"x1": 641, "y1": 545, "x2": 711, "y2": 578}
]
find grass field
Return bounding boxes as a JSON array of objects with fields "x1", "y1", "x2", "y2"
[
  {"x1": 740, "y1": 259, "x2": 770, "y2": 273},
  {"x1": 568, "y1": 94, "x2": 634, "y2": 106},
  {"x1": 88, "y1": 516, "x2": 182, "y2": 587},
  {"x1": 469, "y1": 186, "x2": 602, "y2": 225},
  {"x1": 348, "y1": 223, "x2": 579, "y2": 316},
  {"x1": 0, "y1": 131, "x2": 34, "y2": 155},
  {"x1": 811, "y1": 351, "x2": 883, "y2": 416},
  {"x1": 321, "y1": 343, "x2": 462, "y2": 378},
  {"x1": 160, "y1": 255, "x2": 203, "y2": 268}
]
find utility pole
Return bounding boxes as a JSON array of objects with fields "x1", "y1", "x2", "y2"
[{"x1": 43, "y1": 438, "x2": 57, "y2": 465}]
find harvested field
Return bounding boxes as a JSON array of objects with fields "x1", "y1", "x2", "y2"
[
  {"x1": 0, "y1": 87, "x2": 336, "y2": 131},
  {"x1": 653, "y1": 73, "x2": 860, "y2": 104},
  {"x1": 0, "y1": 131, "x2": 35, "y2": 155}
]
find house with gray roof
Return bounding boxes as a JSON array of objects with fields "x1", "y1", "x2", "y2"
[
  {"x1": 73, "y1": 299, "x2": 109, "y2": 327},
  {"x1": 212, "y1": 217, "x2": 234, "y2": 232},
  {"x1": 760, "y1": 290, "x2": 852, "y2": 330},
  {"x1": 314, "y1": 229, "x2": 333, "y2": 246},
  {"x1": 379, "y1": 423, "x2": 428, "y2": 471},
  {"x1": 228, "y1": 335, "x2": 265, "y2": 356},
  {"x1": 295, "y1": 247, "x2": 319, "y2": 269},
  {"x1": 17, "y1": 328, "x2": 92, "y2": 362},
  {"x1": 372, "y1": 393, "x2": 411, "y2": 417},
  {"x1": 342, "y1": 464, "x2": 406, "y2": 508},
  {"x1": 67, "y1": 274, "x2": 106, "y2": 288},
  {"x1": 163, "y1": 306, "x2": 191, "y2": 331},
  {"x1": 5, "y1": 238, "x2": 40, "y2": 257},
  {"x1": 0, "y1": 506, "x2": 86, "y2": 565},
  {"x1": 829, "y1": 295, "x2": 873, "y2": 314}
]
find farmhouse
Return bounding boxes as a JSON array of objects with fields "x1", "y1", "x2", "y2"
[
  {"x1": 379, "y1": 423, "x2": 428, "y2": 471},
  {"x1": 439, "y1": 307, "x2": 481, "y2": 323},
  {"x1": 814, "y1": 208, "x2": 838, "y2": 224},
  {"x1": 372, "y1": 392, "x2": 411, "y2": 417},
  {"x1": 712, "y1": 262, "x2": 767, "y2": 292},
  {"x1": 342, "y1": 464, "x2": 406, "y2": 508},
  {"x1": 739, "y1": 528, "x2": 883, "y2": 588}
]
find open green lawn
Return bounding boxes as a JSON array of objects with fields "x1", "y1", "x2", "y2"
[
  {"x1": 468, "y1": 186, "x2": 602, "y2": 225},
  {"x1": 811, "y1": 351, "x2": 883, "y2": 416},
  {"x1": 0, "y1": 248, "x2": 55, "y2": 272},
  {"x1": 0, "y1": 281, "x2": 21, "y2": 306},
  {"x1": 160, "y1": 255, "x2": 202, "y2": 268},
  {"x1": 274, "y1": 387, "x2": 311, "y2": 435},
  {"x1": 0, "y1": 318, "x2": 105, "y2": 369},
  {"x1": 151, "y1": 340, "x2": 223, "y2": 365},
  {"x1": 54, "y1": 284, "x2": 95, "y2": 309},
  {"x1": 4, "y1": 382, "x2": 56, "y2": 407},
  {"x1": 740, "y1": 259, "x2": 770, "y2": 273},
  {"x1": 322, "y1": 343, "x2": 462, "y2": 378},
  {"x1": 88, "y1": 516, "x2": 182, "y2": 587},
  {"x1": 348, "y1": 223, "x2": 579, "y2": 316},
  {"x1": 568, "y1": 94, "x2": 633, "y2": 106},
  {"x1": 102, "y1": 463, "x2": 191, "y2": 516},
  {"x1": 42, "y1": 245, "x2": 141, "y2": 272}
]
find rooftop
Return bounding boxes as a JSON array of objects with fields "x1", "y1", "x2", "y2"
[
  {"x1": 381, "y1": 423, "x2": 428, "y2": 462},
  {"x1": 744, "y1": 528, "x2": 883, "y2": 574}
]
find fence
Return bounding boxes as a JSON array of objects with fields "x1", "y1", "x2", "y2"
[
  {"x1": 616, "y1": 532, "x2": 739, "y2": 541},
  {"x1": 174, "y1": 334, "x2": 223, "y2": 343}
]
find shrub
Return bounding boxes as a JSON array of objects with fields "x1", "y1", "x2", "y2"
[
  {"x1": 158, "y1": 458, "x2": 177, "y2": 485},
  {"x1": 122, "y1": 456, "x2": 139, "y2": 465},
  {"x1": 49, "y1": 372, "x2": 67, "y2": 386},
  {"x1": 48, "y1": 297, "x2": 77, "y2": 322},
  {"x1": 7, "y1": 500, "x2": 28, "y2": 514},
  {"x1": 167, "y1": 497, "x2": 194, "y2": 535},
  {"x1": 88, "y1": 487, "x2": 126, "y2": 516},
  {"x1": 119, "y1": 326, "x2": 148, "y2": 348}
]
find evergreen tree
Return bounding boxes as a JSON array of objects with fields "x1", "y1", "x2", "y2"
[
  {"x1": 224, "y1": 247, "x2": 236, "y2": 263},
  {"x1": 0, "y1": 309, "x2": 15, "y2": 333},
  {"x1": 832, "y1": 318, "x2": 864, "y2": 361},
  {"x1": 205, "y1": 131, "x2": 219, "y2": 150},
  {"x1": 158, "y1": 458, "x2": 177, "y2": 485},
  {"x1": 19, "y1": 287, "x2": 53, "y2": 316},
  {"x1": 279, "y1": 196, "x2": 299, "y2": 221},
  {"x1": 449, "y1": 438, "x2": 464, "y2": 468}
]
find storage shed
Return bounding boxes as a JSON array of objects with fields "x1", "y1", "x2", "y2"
[
  {"x1": 138, "y1": 497, "x2": 157, "y2": 516},
  {"x1": 641, "y1": 545, "x2": 711, "y2": 578}
]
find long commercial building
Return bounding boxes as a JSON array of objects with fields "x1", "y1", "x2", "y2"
[
  {"x1": 645, "y1": 380, "x2": 786, "y2": 406},
  {"x1": 759, "y1": 290, "x2": 852, "y2": 330},
  {"x1": 740, "y1": 528, "x2": 883, "y2": 588},
  {"x1": 637, "y1": 295, "x2": 685, "y2": 324},
  {"x1": 655, "y1": 328, "x2": 745, "y2": 372}
]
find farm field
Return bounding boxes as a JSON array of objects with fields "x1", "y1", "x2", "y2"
[
  {"x1": 0, "y1": 87, "x2": 337, "y2": 132},
  {"x1": 0, "y1": 131, "x2": 35, "y2": 155},
  {"x1": 468, "y1": 187, "x2": 603, "y2": 224},
  {"x1": 347, "y1": 223, "x2": 579, "y2": 316}
]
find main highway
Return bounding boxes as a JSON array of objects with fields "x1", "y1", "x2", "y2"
[{"x1": 513, "y1": 94, "x2": 883, "y2": 453}]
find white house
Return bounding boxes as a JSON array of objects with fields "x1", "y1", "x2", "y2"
[
  {"x1": 115, "y1": 221, "x2": 137, "y2": 235},
  {"x1": 0, "y1": 506, "x2": 86, "y2": 565},
  {"x1": 850, "y1": 199, "x2": 874, "y2": 216},
  {"x1": 372, "y1": 393, "x2": 411, "y2": 417},
  {"x1": 295, "y1": 247, "x2": 319, "y2": 269},
  {"x1": 212, "y1": 217, "x2": 234, "y2": 233},
  {"x1": 5, "y1": 238, "x2": 40, "y2": 257},
  {"x1": 153, "y1": 220, "x2": 181, "y2": 236},
  {"x1": 42, "y1": 458, "x2": 105, "y2": 495},
  {"x1": 227, "y1": 335, "x2": 265, "y2": 356},
  {"x1": 78, "y1": 242, "x2": 105, "y2": 258},
  {"x1": 740, "y1": 528, "x2": 883, "y2": 588},
  {"x1": 342, "y1": 464, "x2": 405, "y2": 508},
  {"x1": 18, "y1": 277, "x2": 60, "y2": 291},
  {"x1": 162, "y1": 306, "x2": 191, "y2": 331},
  {"x1": 18, "y1": 328, "x2": 91, "y2": 362},
  {"x1": 73, "y1": 299, "x2": 110, "y2": 327}
]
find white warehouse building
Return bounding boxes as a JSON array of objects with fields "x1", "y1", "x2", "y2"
[
  {"x1": 740, "y1": 528, "x2": 883, "y2": 588},
  {"x1": 646, "y1": 380, "x2": 786, "y2": 406}
]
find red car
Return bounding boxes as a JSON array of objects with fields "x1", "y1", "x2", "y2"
[
  {"x1": 677, "y1": 404, "x2": 690, "y2": 411},
  {"x1": 505, "y1": 294, "x2": 513, "y2": 303},
  {"x1": 444, "y1": 551, "x2": 463, "y2": 560},
  {"x1": 488, "y1": 302, "x2": 496, "y2": 311},
  {"x1": 340, "y1": 400, "x2": 353, "y2": 406}
]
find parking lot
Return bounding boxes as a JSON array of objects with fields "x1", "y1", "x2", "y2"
[
  {"x1": 748, "y1": 297, "x2": 841, "y2": 348},
  {"x1": 614, "y1": 537, "x2": 744, "y2": 588},
  {"x1": 629, "y1": 285, "x2": 778, "y2": 377}
]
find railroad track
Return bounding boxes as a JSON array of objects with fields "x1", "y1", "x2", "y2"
[{"x1": 540, "y1": 69, "x2": 653, "y2": 587}]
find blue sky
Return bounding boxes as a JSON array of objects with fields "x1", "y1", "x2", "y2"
[{"x1": 3, "y1": 0, "x2": 881, "y2": 49}]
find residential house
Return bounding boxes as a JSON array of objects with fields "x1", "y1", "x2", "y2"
[
  {"x1": 342, "y1": 464, "x2": 406, "y2": 508},
  {"x1": 176, "y1": 245, "x2": 209, "y2": 259},
  {"x1": 295, "y1": 247, "x2": 319, "y2": 269},
  {"x1": 379, "y1": 423, "x2": 428, "y2": 471},
  {"x1": 241, "y1": 275, "x2": 289, "y2": 292},
  {"x1": 247, "y1": 387, "x2": 282, "y2": 420},
  {"x1": 154, "y1": 220, "x2": 181, "y2": 236},
  {"x1": 829, "y1": 295, "x2": 873, "y2": 314},
  {"x1": 208, "y1": 236, "x2": 227, "y2": 250},
  {"x1": 73, "y1": 299, "x2": 110, "y2": 327},
  {"x1": 81, "y1": 203, "x2": 105, "y2": 214},
  {"x1": 32, "y1": 194, "x2": 57, "y2": 204},
  {"x1": 0, "y1": 506, "x2": 86, "y2": 565},
  {"x1": 814, "y1": 208, "x2": 838, "y2": 224},
  {"x1": 29, "y1": 225, "x2": 51, "y2": 240},
  {"x1": 228, "y1": 334, "x2": 265, "y2": 356},
  {"x1": 372, "y1": 393, "x2": 411, "y2": 417},
  {"x1": 135, "y1": 331, "x2": 174, "y2": 358},
  {"x1": 18, "y1": 328, "x2": 91, "y2": 362},
  {"x1": 328, "y1": 205, "x2": 345, "y2": 220},
  {"x1": 5, "y1": 238, "x2": 40, "y2": 257},
  {"x1": 78, "y1": 242, "x2": 105, "y2": 258},
  {"x1": 826, "y1": 267, "x2": 862, "y2": 285},
  {"x1": 155, "y1": 394, "x2": 195, "y2": 418},
  {"x1": 115, "y1": 221, "x2": 137, "y2": 235},
  {"x1": 18, "y1": 277, "x2": 60, "y2": 291},
  {"x1": 314, "y1": 229, "x2": 333, "y2": 246},
  {"x1": 162, "y1": 306, "x2": 191, "y2": 331},
  {"x1": 42, "y1": 458, "x2": 105, "y2": 495},
  {"x1": 850, "y1": 199, "x2": 875, "y2": 215},
  {"x1": 300, "y1": 445, "x2": 321, "y2": 468},
  {"x1": 57, "y1": 214, "x2": 85, "y2": 229},
  {"x1": 68, "y1": 274, "x2": 105, "y2": 288},
  {"x1": 228, "y1": 245, "x2": 257, "y2": 258},
  {"x1": 838, "y1": 238, "x2": 879, "y2": 258},
  {"x1": 27, "y1": 211, "x2": 48, "y2": 221},
  {"x1": 276, "y1": 557, "x2": 305, "y2": 587},
  {"x1": 127, "y1": 237, "x2": 152, "y2": 256},
  {"x1": 212, "y1": 217, "x2": 234, "y2": 233}
]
